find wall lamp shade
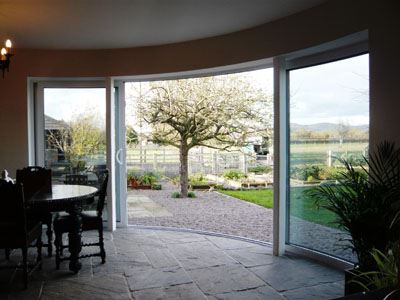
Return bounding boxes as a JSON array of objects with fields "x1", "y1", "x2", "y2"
[{"x1": 0, "y1": 39, "x2": 14, "y2": 78}]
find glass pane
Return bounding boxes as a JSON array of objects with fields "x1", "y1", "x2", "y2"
[
  {"x1": 124, "y1": 69, "x2": 275, "y2": 243},
  {"x1": 44, "y1": 88, "x2": 107, "y2": 215},
  {"x1": 288, "y1": 54, "x2": 369, "y2": 262}
]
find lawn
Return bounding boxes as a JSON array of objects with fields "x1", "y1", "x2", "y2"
[
  {"x1": 218, "y1": 187, "x2": 339, "y2": 229},
  {"x1": 218, "y1": 189, "x2": 273, "y2": 209},
  {"x1": 290, "y1": 186, "x2": 338, "y2": 228}
]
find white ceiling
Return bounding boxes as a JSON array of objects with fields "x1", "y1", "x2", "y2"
[{"x1": 0, "y1": 0, "x2": 327, "y2": 49}]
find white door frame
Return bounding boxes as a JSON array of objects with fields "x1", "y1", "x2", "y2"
[
  {"x1": 113, "y1": 79, "x2": 128, "y2": 227},
  {"x1": 29, "y1": 78, "x2": 122, "y2": 231}
]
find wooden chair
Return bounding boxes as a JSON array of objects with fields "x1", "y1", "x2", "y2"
[
  {"x1": 54, "y1": 170, "x2": 109, "y2": 269},
  {"x1": 16, "y1": 166, "x2": 53, "y2": 257},
  {"x1": 0, "y1": 180, "x2": 42, "y2": 289},
  {"x1": 64, "y1": 174, "x2": 88, "y2": 185}
]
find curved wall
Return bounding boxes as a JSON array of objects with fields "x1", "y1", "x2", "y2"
[{"x1": 0, "y1": 0, "x2": 399, "y2": 174}]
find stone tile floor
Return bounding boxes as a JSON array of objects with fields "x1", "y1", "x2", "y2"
[{"x1": 0, "y1": 228, "x2": 344, "y2": 299}]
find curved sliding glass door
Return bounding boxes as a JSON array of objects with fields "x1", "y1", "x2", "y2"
[{"x1": 287, "y1": 54, "x2": 369, "y2": 262}]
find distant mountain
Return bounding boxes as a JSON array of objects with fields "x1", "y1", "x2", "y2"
[{"x1": 290, "y1": 123, "x2": 368, "y2": 132}]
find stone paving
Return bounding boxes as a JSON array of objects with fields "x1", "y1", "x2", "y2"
[{"x1": 0, "y1": 228, "x2": 344, "y2": 299}]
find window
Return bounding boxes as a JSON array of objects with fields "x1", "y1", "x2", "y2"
[{"x1": 287, "y1": 54, "x2": 369, "y2": 262}]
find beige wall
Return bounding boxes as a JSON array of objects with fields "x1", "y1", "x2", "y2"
[
  {"x1": 0, "y1": 0, "x2": 398, "y2": 175},
  {"x1": 368, "y1": 1, "x2": 400, "y2": 148}
]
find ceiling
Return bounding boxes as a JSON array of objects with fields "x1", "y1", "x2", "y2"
[{"x1": 0, "y1": 0, "x2": 327, "y2": 49}]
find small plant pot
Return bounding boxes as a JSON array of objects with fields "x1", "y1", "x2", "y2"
[
  {"x1": 128, "y1": 179, "x2": 139, "y2": 188},
  {"x1": 384, "y1": 288, "x2": 400, "y2": 300},
  {"x1": 136, "y1": 185, "x2": 152, "y2": 190}
]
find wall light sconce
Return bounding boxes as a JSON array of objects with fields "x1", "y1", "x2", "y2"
[{"x1": 0, "y1": 39, "x2": 13, "y2": 78}]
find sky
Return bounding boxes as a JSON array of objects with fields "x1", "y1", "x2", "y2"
[
  {"x1": 290, "y1": 54, "x2": 369, "y2": 126},
  {"x1": 44, "y1": 53, "x2": 368, "y2": 128},
  {"x1": 44, "y1": 88, "x2": 106, "y2": 126}
]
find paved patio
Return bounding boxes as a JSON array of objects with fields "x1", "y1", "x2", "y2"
[{"x1": 0, "y1": 228, "x2": 344, "y2": 299}]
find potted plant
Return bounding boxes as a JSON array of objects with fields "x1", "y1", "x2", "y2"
[
  {"x1": 127, "y1": 169, "x2": 140, "y2": 188},
  {"x1": 137, "y1": 171, "x2": 159, "y2": 189},
  {"x1": 349, "y1": 248, "x2": 399, "y2": 299},
  {"x1": 308, "y1": 141, "x2": 400, "y2": 295}
]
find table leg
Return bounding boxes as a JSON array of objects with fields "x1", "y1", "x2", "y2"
[{"x1": 67, "y1": 204, "x2": 82, "y2": 273}]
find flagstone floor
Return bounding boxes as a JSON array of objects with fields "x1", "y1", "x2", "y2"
[{"x1": 0, "y1": 228, "x2": 344, "y2": 299}]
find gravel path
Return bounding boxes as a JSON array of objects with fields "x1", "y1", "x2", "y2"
[
  {"x1": 289, "y1": 216, "x2": 357, "y2": 262},
  {"x1": 128, "y1": 181, "x2": 358, "y2": 263},
  {"x1": 128, "y1": 181, "x2": 274, "y2": 242}
]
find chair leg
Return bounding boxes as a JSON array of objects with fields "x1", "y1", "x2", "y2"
[
  {"x1": 37, "y1": 233, "x2": 43, "y2": 270},
  {"x1": 99, "y1": 224, "x2": 106, "y2": 264},
  {"x1": 5, "y1": 248, "x2": 10, "y2": 260},
  {"x1": 22, "y1": 247, "x2": 28, "y2": 289},
  {"x1": 46, "y1": 221, "x2": 53, "y2": 257},
  {"x1": 54, "y1": 232, "x2": 62, "y2": 270}
]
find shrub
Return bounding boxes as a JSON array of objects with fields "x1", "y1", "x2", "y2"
[
  {"x1": 307, "y1": 175, "x2": 316, "y2": 182},
  {"x1": 171, "y1": 191, "x2": 196, "y2": 198},
  {"x1": 223, "y1": 170, "x2": 246, "y2": 180},
  {"x1": 171, "y1": 192, "x2": 181, "y2": 198},
  {"x1": 151, "y1": 184, "x2": 162, "y2": 190},
  {"x1": 189, "y1": 173, "x2": 208, "y2": 185},
  {"x1": 139, "y1": 172, "x2": 158, "y2": 185},
  {"x1": 248, "y1": 165, "x2": 272, "y2": 174},
  {"x1": 290, "y1": 165, "x2": 323, "y2": 181}
]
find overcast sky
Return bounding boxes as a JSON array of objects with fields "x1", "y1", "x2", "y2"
[
  {"x1": 44, "y1": 88, "x2": 106, "y2": 124},
  {"x1": 44, "y1": 54, "x2": 368, "y2": 127},
  {"x1": 290, "y1": 54, "x2": 369, "y2": 125}
]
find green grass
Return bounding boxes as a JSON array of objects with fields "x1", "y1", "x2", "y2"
[
  {"x1": 218, "y1": 187, "x2": 339, "y2": 229},
  {"x1": 289, "y1": 187, "x2": 338, "y2": 228},
  {"x1": 218, "y1": 189, "x2": 273, "y2": 209}
]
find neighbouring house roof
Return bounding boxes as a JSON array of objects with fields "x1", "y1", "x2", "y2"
[{"x1": 45, "y1": 115, "x2": 68, "y2": 131}]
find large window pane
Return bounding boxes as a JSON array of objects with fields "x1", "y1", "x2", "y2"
[
  {"x1": 288, "y1": 54, "x2": 369, "y2": 262},
  {"x1": 44, "y1": 88, "x2": 106, "y2": 183}
]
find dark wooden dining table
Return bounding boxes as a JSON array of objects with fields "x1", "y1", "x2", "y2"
[{"x1": 29, "y1": 184, "x2": 98, "y2": 273}]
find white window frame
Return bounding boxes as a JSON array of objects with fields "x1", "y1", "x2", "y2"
[
  {"x1": 278, "y1": 30, "x2": 369, "y2": 269},
  {"x1": 28, "y1": 78, "x2": 121, "y2": 231}
]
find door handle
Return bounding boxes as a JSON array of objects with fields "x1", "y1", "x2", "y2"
[{"x1": 116, "y1": 148, "x2": 123, "y2": 165}]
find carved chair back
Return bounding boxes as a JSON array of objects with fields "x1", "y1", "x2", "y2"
[
  {"x1": 0, "y1": 180, "x2": 27, "y2": 246},
  {"x1": 96, "y1": 170, "x2": 109, "y2": 217},
  {"x1": 16, "y1": 166, "x2": 52, "y2": 199}
]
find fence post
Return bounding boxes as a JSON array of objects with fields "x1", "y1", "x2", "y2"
[
  {"x1": 327, "y1": 150, "x2": 332, "y2": 167},
  {"x1": 242, "y1": 153, "x2": 247, "y2": 173},
  {"x1": 163, "y1": 148, "x2": 166, "y2": 163},
  {"x1": 200, "y1": 147, "x2": 204, "y2": 174},
  {"x1": 212, "y1": 151, "x2": 217, "y2": 174},
  {"x1": 153, "y1": 153, "x2": 158, "y2": 170}
]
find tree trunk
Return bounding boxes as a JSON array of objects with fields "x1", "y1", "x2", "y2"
[{"x1": 179, "y1": 144, "x2": 189, "y2": 197}]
